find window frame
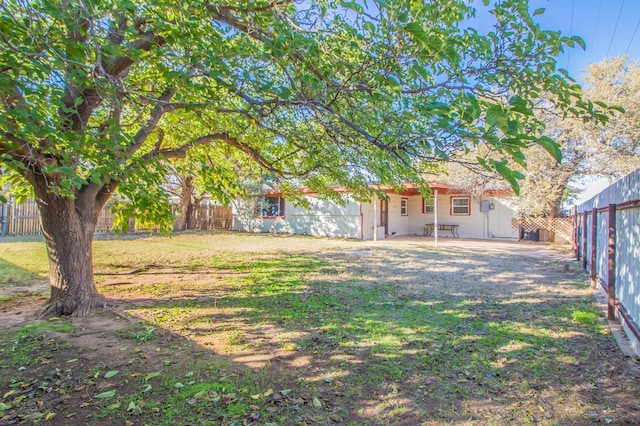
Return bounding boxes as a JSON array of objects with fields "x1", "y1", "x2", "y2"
[
  {"x1": 400, "y1": 198, "x2": 409, "y2": 216},
  {"x1": 423, "y1": 196, "x2": 435, "y2": 214},
  {"x1": 450, "y1": 196, "x2": 471, "y2": 216},
  {"x1": 255, "y1": 196, "x2": 285, "y2": 219}
]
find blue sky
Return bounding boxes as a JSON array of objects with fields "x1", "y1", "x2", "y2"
[
  {"x1": 526, "y1": 0, "x2": 640, "y2": 83},
  {"x1": 527, "y1": 0, "x2": 640, "y2": 202}
]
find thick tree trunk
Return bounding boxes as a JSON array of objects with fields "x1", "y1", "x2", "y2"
[
  {"x1": 187, "y1": 198, "x2": 201, "y2": 230},
  {"x1": 175, "y1": 176, "x2": 194, "y2": 232},
  {"x1": 37, "y1": 193, "x2": 105, "y2": 317}
]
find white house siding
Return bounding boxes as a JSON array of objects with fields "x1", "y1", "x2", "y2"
[
  {"x1": 361, "y1": 199, "x2": 385, "y2": 240},
  {"x1": 387, "y1": 194, "x2": 410, "y2": 236},
  {"x1": 485, "y1": 197, "x2": 519, "y2": 239},
  {"x1": 405, "y1": 194, "x2": 517, "y2": 240},
  {"x1": 286, "y1": 198, "x2": 361, "y2": 238},
  {"x1": 233, "y1": 191, "x2": 517, "y2": 241},
  {"x1": 232, "y1": 197, "x2": 362, "y2": 239}
]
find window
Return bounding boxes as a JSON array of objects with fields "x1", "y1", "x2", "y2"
[
  {"x1": 256, "y1": 197, "x2": 285, "y2": 218},
  {"x1": 451, "y1": 197, "x2": 470, "y2": 216},
  {"x1": 400, "y1": 198, "x2": 408, "y2": 216},
  {"x1": 423, "y1": 197, "x2": 434, "y2": 214}
]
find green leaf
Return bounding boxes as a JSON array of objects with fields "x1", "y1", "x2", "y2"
[
  {"x1": 532, "y1": 8, "x2": 545, "y2": 16},
  {"x1": 485, "y1": 105, "x2": 502, "y2": 127},
  {"x1": 144, "y1": 372, "x2": 161, "y2": 382},
  {"x1": 95, "y1": 390, "x2": 116, "y2": 399},
  {"x1": 536, "y1": 136, "x2": 562, "y2": 163},
  {"x1": 341, "y1": 1, "x2": 363, "y2": 14},
  {"x1": 571, "y1": 35, "x2": 586, "y2": 50},
  {"x1": 403, "y1": 22, "x2": 434, "y2": 50},
  {"x1": 385, "y1": 76, "x2": 402, "y2": 93},
  {"x1": 104, "y1": 370, "x2": 119, "y2": 379},
  {"x1": 493, "y1": 160, "x2": 521, "y2": 195},
  {"x1": 312, "y1": 397, "x2": 322, "y2": 408}
]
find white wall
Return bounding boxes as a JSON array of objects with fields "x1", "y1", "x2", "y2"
[
  {"x1": 406, "y1": 194, "x2": 517, "y2": 240},
  {"x1": 233, "y1": 197, "x2": 362, "y2": 239},
  {"x1": 234, "y1": 192, "x2": 518, "y2": 241},
  {"x1": 361, "y1": 198, "x2": 384, "y2": 240}
]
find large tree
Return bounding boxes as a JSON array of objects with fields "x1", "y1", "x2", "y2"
[
  {"x1": 0, "y1": 0, "x2": 612, "y2": 316},
  {"x1": 515, "y1": 56, "x2": 639, "y2": 217}
]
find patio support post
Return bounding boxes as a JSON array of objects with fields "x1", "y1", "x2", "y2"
[
  {"x1": 582, "y1": 212, "x2": 587, "y2": 270},
  {"x1": 434, "y1": 187, "x2": 439, "y2": 247},
  {"x1": 590, "y1": 209, "x2": 597, "y2": 289},
  {"x1": 607, "y1": 204, "x2": 616, "y2": 320},
  {"x1": 373, "y1": 196, "x2": 377, "y2": 241},
  {"x1": 573, "y1": 206, "x2": 579, "y2": 260}
]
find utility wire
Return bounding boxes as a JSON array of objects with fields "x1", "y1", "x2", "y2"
[
  {"x1": 588, "y1": 0, "x2": 603, "y2": 63},
  {"x1": 625, "y1": 16, "x2": 640, "y2": 54},
  {"x1": 606, "y1": 0, "x2": 625, "y2": 57},
  {"x1": 567, "y1": 0, "x2": 575, "y2": 69}
]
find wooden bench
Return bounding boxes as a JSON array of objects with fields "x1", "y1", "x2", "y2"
[{"x1": 423, "y1": 223, "x2": 459, "y2": 238}]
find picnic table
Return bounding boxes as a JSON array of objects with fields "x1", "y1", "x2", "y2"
[{"x1": 423, "y1": 223, "x2": 460, "y2": 238}]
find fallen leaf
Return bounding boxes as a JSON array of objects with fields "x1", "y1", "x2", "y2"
[
  {"x1": 95, "y1": 390, "x2": 116, "y2": 399},
  {"x1": 280, "y1": 389, "x2": 292, "y2": 396},
  {"x1": 144, "y1": 372, "x2": 161, "y2": 382},
  {"x1": 104, "y1": 370, "x2": 119, "y2": 379},
  {"x1": 312, "y1": 397, "x2": 322, "y2": 408},
  {"x1": 263, "y1": 389, "x2": 274, "y2": 397},
  {"x1": 44, "y1": 412, "x2": 56, "y2": 421}
]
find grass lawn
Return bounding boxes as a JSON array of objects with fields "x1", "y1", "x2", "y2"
[{"x1": 0, "y1": 232, "x2": 638, "y2": 425}]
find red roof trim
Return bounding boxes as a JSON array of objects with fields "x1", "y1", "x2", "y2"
[{"x1": 261, "y1": 183, "x2": 512, "y2": 197}]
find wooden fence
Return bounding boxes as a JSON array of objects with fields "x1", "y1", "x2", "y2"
[
  {"x1": 573, "y1": 169, "x2": 640, "y2": 355},
  {"x1": 0, "y1": 199, "x2": 232, "y2": 237}
]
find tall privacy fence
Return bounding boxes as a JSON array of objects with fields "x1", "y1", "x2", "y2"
[
  {"x1": 0, "y1": 199, "x2": 232, "y2": 237},
  {"x1": 573, "y1": 169, "x2": 640, "y2": 355}
]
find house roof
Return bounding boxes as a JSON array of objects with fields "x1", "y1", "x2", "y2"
[{"x1": 262, "y1": 182, "x2": 512, "y2": 197}]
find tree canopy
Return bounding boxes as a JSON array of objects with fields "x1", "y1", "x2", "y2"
[
  {"x1": 1, "y1": 1, "x2": 612, "y2": 211},
  {"x1": 0, "y1": 0, "x2": 616, "y2": 315},
  {"x1": 515, "y1": 56, "x2": 638, "y2": 217}
]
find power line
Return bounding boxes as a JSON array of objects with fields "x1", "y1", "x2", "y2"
[
  {"x1": 588, "y1": 0, "x2": 603, "y2": 63},
  {"x1": 567, "y1": 0, "x2": 575, "y2": 69},
  {"x1": 625, "y1": 16, "x2": 640, "y2": 54},
  {"x1": 606, "y1": 0, "x2": 625, "y2": 57}
]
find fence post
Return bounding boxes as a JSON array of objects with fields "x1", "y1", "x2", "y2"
[
  {"x1": 590, "y1": 209, "x2": 597, "y2": 289},
  {"x1": 573, "y1": 206, "x2": 579, "y2": 260},
  {"x1": 607, "y1": 204, "x2": 616, "y2": 320},
  {"x1": 582, "y1": 213, "x2": 587, "y2": 270},
  {"x1": 0, "y1": 203, "x2": 8, "y2": 237}
]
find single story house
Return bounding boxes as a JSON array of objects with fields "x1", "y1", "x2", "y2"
[{"x1": 232, "y1": 183, "x2": 519, "y2": 240}]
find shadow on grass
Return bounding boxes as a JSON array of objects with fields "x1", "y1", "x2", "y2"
[{"x1": 107, "y1": 247, "x2": 640, "y2": 425}]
